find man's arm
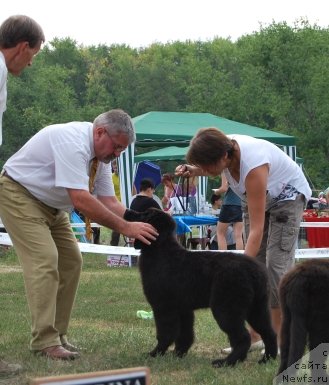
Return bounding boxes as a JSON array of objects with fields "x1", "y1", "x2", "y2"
[{"x1": 67, "y1": 189, "x2": 158, "y2": 244}]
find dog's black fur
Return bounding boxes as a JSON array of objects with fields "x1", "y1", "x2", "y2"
[
  {"x1": 277, "y1": 259, "x2": 329, "y2": 378},
  {"x1": 125, "y1": 208, "x2": 277, "y2": 367}
]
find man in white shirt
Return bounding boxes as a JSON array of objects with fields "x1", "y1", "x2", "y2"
[
  {"x1": 0, "y1": 15, "x2": 45, "y2": 145},
  {"x1": 0, "y1": 109, "x2": 158, "y2": 361},
  {"x1": 0, "y1": 14, "x2": 44, "y2": 378}
]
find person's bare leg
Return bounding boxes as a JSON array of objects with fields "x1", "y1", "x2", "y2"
[
  {"x1": 217, "y1": 222, "x2": 229, "y2": 250},
  {"x1": 249, "y1": 327, "x2": 262, "y2": 343},
  {"x1": 248, "y1": 307, "x2": 281, "y2": 344},
  {"x1": 233, "y1": 222, "x2": 244, "y2": 250},
  {"x1": 271, "y1": 307, "x2": 281, "y2": 346}
]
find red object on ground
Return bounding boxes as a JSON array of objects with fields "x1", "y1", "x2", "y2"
[{"x1": 303, "y1": 213, "x2": 329, "y2": 248}]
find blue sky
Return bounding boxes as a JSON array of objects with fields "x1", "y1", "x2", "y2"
[{"x1": 1, "y1": 0, "x2": 328, "y2": 48}]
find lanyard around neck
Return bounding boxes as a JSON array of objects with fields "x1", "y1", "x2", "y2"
[{"x1": 171, "y1": 176, "x2": 189, "y2": 212}]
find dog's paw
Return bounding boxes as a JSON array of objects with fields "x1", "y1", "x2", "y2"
[
  {"x1": 258, "y1": 354, "x2": 267, "y2": 364},
  {"x1": 173, "y1": 349, "x2": 187, "y2": 358},
  {"x1": 212, "y1": 358, "x2": 227, "y2": 368},
  {"x1": 258, "y1": 353, "x2": 276, "y2": 364},
  {"x1": 149, "y1": 349, "x2": 166, "y2": 357}
]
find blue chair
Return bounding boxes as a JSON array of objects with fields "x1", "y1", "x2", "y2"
[{"x1": 134, "y1": 161, "x2": 161, "y2": 193}]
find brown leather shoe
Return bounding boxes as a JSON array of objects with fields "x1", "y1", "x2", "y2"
[{"x1": 38, "y1": 345, "x2": 79, "y2": 360}]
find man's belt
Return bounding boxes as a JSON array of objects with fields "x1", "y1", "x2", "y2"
[{"x1": 0, "y1": 170, "x2": 16, "y2": 182}]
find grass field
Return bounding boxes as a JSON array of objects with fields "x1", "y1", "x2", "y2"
[{"x1": 0, "y1": 245, "x2": 279, "y2": 385}]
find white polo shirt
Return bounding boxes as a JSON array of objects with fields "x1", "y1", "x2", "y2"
[
  {"x1": 0, "y1": 51, "x2": 8, "y2": 146},
  {"x1": 4, "y1": 121, "x2": 114, "y2": 211},
  {"x1": 223, "y1": 134, "x2": 312, "y2": 209}
]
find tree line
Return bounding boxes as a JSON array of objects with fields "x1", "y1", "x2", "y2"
[{"x1": 1, "y1": 19, "x2": 328, "y2": 192}]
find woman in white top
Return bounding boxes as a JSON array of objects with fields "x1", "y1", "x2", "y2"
[{"x1": 176, "y1": 127, "x2": 311, "y2": 349}]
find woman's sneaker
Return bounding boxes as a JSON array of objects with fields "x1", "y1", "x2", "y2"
[
  {"x1": 221, "y1": 340, "x2": 265, "y2": 354},
  {"x1": 261, "y1": 347, "x2": 280, "y2": 356}
]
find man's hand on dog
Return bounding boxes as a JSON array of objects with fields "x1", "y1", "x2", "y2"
[{"x1": 124, "y1": 221, "x2": 158, "y2": 245}]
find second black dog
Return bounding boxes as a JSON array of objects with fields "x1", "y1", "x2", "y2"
[
  {"x1": 277, "y1": 259, "x2": 329, "y2": 380},
  {"x1": 125, "y1": 208, "x2": 277, "y2": 367}
]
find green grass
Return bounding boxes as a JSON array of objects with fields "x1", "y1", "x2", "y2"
[{"x1": 0, "y1": 246, "x2": 279, "y2": 385}]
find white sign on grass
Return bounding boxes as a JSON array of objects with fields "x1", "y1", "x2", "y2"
[{"x1": 30, "y1": 367, "x2": 150, "y2": 385}]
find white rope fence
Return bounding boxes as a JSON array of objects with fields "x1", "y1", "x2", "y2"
[
  {"x1": 1, "y1": 221, "x2": 329, "y2": 259},
  {"x1": 0, "y1": 224, "x2": 139, "y2": 257}
]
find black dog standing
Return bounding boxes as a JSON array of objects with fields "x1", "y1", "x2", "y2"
[
  {"x1": 125, "y1": 208, "x2": 277, "y2": 367},
  {"x1": 277, "y1": 259, "x2": 329, "y2": 381}
]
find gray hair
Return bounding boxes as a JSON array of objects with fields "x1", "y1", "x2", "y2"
[
  {"x1": 0, "y1": 15, "x2": 45, "y2": 49},
  {"x1": 93, "y1": 109, "x2": 136, "y2": 144}
]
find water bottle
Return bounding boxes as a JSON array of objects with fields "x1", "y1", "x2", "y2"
[{"x1": 199, "y1": 195, "x2": 206, "y2": 214}]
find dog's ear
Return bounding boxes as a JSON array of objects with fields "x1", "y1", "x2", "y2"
[
  {"x1": 143, "y1": 208, "x2": 176, "y2": 234},
  {"x1": 130, "y1": 209, "x2": 178, "y2": 251},
  {"x1": 124, "y1": 208, "x2": 142, "y2": 221},
  {"x1": 124, "y1": 208, "x2": 177, "y2": 241}
]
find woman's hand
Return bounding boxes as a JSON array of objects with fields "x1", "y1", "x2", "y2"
[
  {"x1": 175, "y1": 164, "x2": 206, "y2": 178},
  {"x1": 175, "y1": 164, "x2": 202, "y2": 177},
  {"x1": 175, "y1": 164, "x2": 189, "y2": 176}
]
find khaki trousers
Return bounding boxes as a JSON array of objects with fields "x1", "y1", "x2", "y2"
[
  {"x1": 243, "y1": 194, "x2": 305, "y2": 308},
  {"x1": 0, "y1": 175, "x2": 82, "y2": 350}
]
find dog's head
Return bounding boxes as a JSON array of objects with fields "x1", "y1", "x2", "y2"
[{"x1": 124, "y1": 208, "x2": 177, "y2": 249}]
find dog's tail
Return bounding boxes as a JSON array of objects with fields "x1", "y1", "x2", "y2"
[{"x1": 277, "y1": 286, "x2": 308, "y2": 377}]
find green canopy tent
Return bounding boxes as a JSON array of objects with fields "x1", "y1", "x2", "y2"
[
  {"x1": 134, "y1": 146, "x2": 188, "y2": 162},
  {"x1": 118, "y1": 112, "x2": 297, "y2": 207},
  {"x1": 135, "y1": 147, "x2": 304, "y2": 165},
  {"x1": 133, "y1": 111, "x2": 295, "y2": 148}
]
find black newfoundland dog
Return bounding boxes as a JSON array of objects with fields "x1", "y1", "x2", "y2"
[
  {"x1": 125, "y1": 208, "x2": 277, "y2": 367},
  {"x1": 277, "y1": 259, "x2": 329, "y2": 378}
]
